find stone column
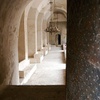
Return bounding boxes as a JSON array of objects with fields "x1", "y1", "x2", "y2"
[
  {"x1": 18, "y1": 13, "x2": 25, "y2": 62},
  {"x1": 37, "y1": 12, "x2": 44, "y2": 51},
  {"x1": 67, "y1": 0, "x2": 100, "y2": 99},
  {"x1": 24, "y1": 9, "x2": 29, "y2": 61},
  {"x1": 27, "y1": 7, "x2": 39, "y2": 57},
  {"x1": 29, "y1": 9, "x2": 44, "y2": 63},
  {"x1": 47, "y1": 32, "x2": 51, "y2": 50},
  {"x1": 41, "y1": 19, "x2": 49, "y2": 55},
  {"x1": 43, "y1": 19, "x2": 48, "y2": 47}
]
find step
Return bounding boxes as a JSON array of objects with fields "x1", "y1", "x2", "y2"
[
  {"x1": 19, "y1": 59, "x2": 30, "y2": 71},
  {"x1": 19, "y1": 64, "x2": 37, "y2": 85}
]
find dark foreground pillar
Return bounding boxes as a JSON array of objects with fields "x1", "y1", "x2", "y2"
[{"x1": 67, "y1": 0, "x2": 100, "y2": 99}]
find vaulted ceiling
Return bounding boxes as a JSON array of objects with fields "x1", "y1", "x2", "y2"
[{"x1": 30, "y1": 0, "x2": 67, "y2": 22}]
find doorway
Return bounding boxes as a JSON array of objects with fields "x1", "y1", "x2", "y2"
[{"x1": 58, "y1": 34, "x2": 61, "y2": 45}]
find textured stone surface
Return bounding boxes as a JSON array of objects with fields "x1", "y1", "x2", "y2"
[
  {"x1": 0, "y1": 0, "x2": 32, "y2": 85},
  {"x1": 67, "y1": 0, "x2": 100, "y2": 99}
]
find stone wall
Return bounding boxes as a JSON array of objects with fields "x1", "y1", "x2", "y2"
[
  {"x1": 67, "y1": 0, "x2": 100, "y2": 99},
  {"x1": 0, "y1": 0, "x2": 32, "y2": 85},
  {"x1": 49, "y1": 22, "x2": 67, "y2": 45}
]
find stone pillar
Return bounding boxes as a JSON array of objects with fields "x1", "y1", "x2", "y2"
[
  {"x1": 67, "y1": 0, "x2": 100, "y2": 99},
  {"x1": 18, "y1": 13, "x2": 25, "y2": 62},
  {"x1": 27, "y1": 8, "x2": 44, "y2": 63},
  {"x1": 24, "y1": 9, "x2": 29, "y2": 61},
  {"x1": 27, "y1": 7, "x2": 39, "y2": 57},
  {"x1": 43, "y1": 19, "x2": 48, "y2": 47},
  {"x1": 37, "y1": 12, "x2": 44, "y2": 51},
  {"x1": 47, "y1": 32, "x2": 51, "y2": 50},
  {"x1": 30, "y1": 13, "x2": 43, "y2": 63},
  {"x1": 41, "y1": 19, "x2": 49, "y2": 55},
  {"x1": 29, "y1": 9, "x2": 44, "y2": 63},
  {"x1": 47, "y1": 32, "x2": 49, "y2": 45}
]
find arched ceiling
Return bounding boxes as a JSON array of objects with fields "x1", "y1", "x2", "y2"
[
  {"x1": 41, "y1": 0, "x2": 66, "y2": 22},
  {"x1": 31, "y1": 0, "x2": 66, "y2": 14},
  {"x1": 32, "y1": 0, "x2": 49, "y2": 12},
  {"x1": 26, "y1": 0, "x2": 67, "y2": 23},
  {"x1": 54, "y1": 0, "x2": 67, "y2": 9}
]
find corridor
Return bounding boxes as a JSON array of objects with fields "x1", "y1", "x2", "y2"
[{"x1": 24, "y1": 45, "x2": 66, "y2": 85}]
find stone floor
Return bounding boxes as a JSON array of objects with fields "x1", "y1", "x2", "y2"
[{"x1": 24, "y1": 45, "x2": 66, "y2": 85}]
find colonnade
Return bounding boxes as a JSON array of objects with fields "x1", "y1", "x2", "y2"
[{"x1": 0, "y1": 0, "x2": 66, "y2": 85}]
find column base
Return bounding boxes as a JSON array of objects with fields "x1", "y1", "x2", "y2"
[
  {"x1": 19, "y1": 59, "x2": 30, "y2": 78},
  {"x1": 19, "y1": 59, "x2": 30, "y2": 71},
  {"x1": 19, "y1": 64, "x2": 37, "y2": 85},
  {"x1": 42, "y1": 47, "x2": 48, "y2": 56},
  {"x1": 30, "y1": 52, "x2": 44, "y2": 63}
]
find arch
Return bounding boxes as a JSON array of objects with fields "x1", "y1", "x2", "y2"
[
  {"x1": 37, "y1": 3, "x2": 50, "y2": 51},
  {"x1": 26, "y1": 0, "x2": 50, "y2": 56},
  {"x1": 54, "y1": 7, "x2": 67, "y2": 18}
]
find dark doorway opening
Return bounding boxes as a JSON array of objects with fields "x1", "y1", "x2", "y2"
[{"x1": 58, "y1": 34, "x2": 61, "y2": 45}]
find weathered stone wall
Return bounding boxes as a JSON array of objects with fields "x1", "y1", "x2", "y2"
[
  {"x1": 0, "y1": 0, "x2": 32, "y2": 85},
  {"x1": 67, "y1": 0, "x2": 100, "y2": 99}
]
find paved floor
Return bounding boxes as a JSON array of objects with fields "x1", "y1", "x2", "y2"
[{"x1": 24, "y1": 45, "x2": 66, "y2": 85}]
